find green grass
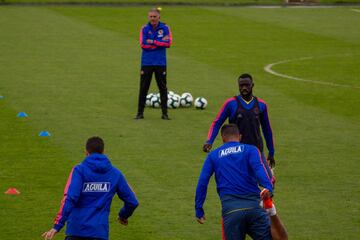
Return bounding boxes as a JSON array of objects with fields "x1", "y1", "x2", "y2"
[
  {"x1": 1, "y1": 0, "x2": 284, "y2": 4},
  {"x1": 0, "y1": 5, "x2": 359, "y2": 240},
  {"x1": 2, "y1": 0, "x2": 360, "y2": 4}
]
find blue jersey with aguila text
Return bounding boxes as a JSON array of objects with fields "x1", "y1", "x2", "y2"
[
  {"x1": 53, "y1": 153, "x2": 139, "y2": 240},
  {"x1": 195, "y1": 142, "x2": 273, "y2": 218}
]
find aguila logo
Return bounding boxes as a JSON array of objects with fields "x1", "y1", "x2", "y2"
[{"x1": 83, "y1": 182, "x2": 110, "y2": 192}]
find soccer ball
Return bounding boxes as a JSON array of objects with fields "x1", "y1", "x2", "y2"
[
  {"x1": 167, "y1": 92, "x2": 174, "y2": 99},
  {"x1": 180, "y1": 93, "x2": 193, "y2": 107},
  {"x1": 181, "y1": 92, "x2": 193, "y2": 99},
  {"x1": 173, "y1": 94, "x2": 181, "y2": 101},
  {"x1": 194, "y1": 97, "x2": 208, "y2": 109},
  {"x1": 146, "y1": 93, "x2": 154, "y2": 107},
  {"x1": 167, "y1": 95, "x2": 180, "y2": 109},
  {"x1": 150, "y1": 95, "x2": 161, "y2": 108}
]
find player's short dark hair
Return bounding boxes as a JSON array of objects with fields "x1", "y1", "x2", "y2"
[
  {"x1": 238, "y1": 73, "x2": 253, "y2": 82},
  {"x1": 221, "y1": 124, "x2": 240, "y2": 138},
  {"x1": 86, "y1": 136, "x2": 104, "y2": 154}
]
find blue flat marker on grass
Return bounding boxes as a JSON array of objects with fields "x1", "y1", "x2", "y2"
[
  {"x1": 39, "y1": 131, "x2": 51, "y2": 137},
  {"x1": 17, "y1": 112, "x2": 28, "y2": 117}
]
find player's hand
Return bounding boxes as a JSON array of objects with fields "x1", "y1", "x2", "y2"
[
  {"x1": 260, "y1": 188, "x2": 272, "y2": 200},
  {"x1": 41, "y1": 228, "x2": 58, "y2": 240},
  {"x1": 202, "y1": 143, "x2": 212, "y2": 153},
  {"x1": 118, "y1": 217, "x2": 128, "y2": 226},
  {"x1": 267, "y1": 155, "x2": 275, "y2": 168},
  {"x1": 196, "y1": 216, "x2": 206, "y2": 224},
  {"x1": 146, "y1": 39, "x2": 154, "y2": 44},
  {"x1": 162, "y1": 35, "x2": 170, "y2": 41}
]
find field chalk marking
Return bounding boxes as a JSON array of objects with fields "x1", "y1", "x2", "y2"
[
  {"x1": 351, "y1": 9, "x2": 360, "y2": 13},
  {"x1": 264, "y1": 56, "x2": 360, "y2": 89}
]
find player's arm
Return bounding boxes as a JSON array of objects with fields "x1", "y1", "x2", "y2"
[
  {"x1": 116, "y1": 172, "x2": 139, "y2": 225},
  {"x1": 43, "y1": 166, "x2": 83, "y2": 239},
  {"x1": 139, "y1": 26, "x2": 157, "y2": 50},
  {"x1": 260, "y1": 199, "x2": 288, "y2": 240},
  {"x1": 195, "y1": 155, "x2": 214, "y2": 223},
  {"x1": 203, "y1": 99, "x2": 233, "y2": 152},
  {"x1": 153, "y1": 26, "x2": 172, "y2": 48},
  {"x1": 259, "y1": 100, "x2": 275, "y2": 167},
  {"x1": 249, "y1": 147, "x2": 273, "y2": 192},
  {"x1": 270, "y1": 213, "x2": 288, "y2": 240}
]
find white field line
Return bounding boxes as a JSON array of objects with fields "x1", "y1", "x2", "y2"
[
  {"x1": 351, "y1": 9, "x2": 360, "y2": 13},
  {"x1": 264, "y1": 57, "x2": 360, "y2": 89}
]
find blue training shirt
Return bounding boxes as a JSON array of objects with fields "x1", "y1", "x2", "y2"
[
  {"x1": 195, "y1": 142, "x2": 273, "y2": 218},
  {"x1": 53, "y1": 153, "x2": 139, "y2": 240},
  {"x1": 140, "y1": 21, "x2": 172, "y2": 66},
  {"x1": 206, "y1": 95, "x2": 275, "y2": 157}
]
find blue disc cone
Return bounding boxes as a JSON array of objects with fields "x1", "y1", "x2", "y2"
[
  {"x1": 39, "y1": 131, "x2": 50, "y2": 137},
  {"x1": 17, "y1": 112, "x2": 28, "y2": 118},
  {"x1": 0, "y1": 95, "x2": 4, "y2": 99}
]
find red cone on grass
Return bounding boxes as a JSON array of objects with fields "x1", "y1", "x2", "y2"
[{"x1": 5, "y1": 188, "x2": 20, "y2": 195}]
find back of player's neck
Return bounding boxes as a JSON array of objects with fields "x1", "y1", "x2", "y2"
[{"x1": 223, "y1": 138, "x2": 240, "y2": 143}]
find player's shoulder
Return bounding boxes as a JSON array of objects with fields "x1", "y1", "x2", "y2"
[
  {"x1": 72, "y1": 164, "x2": 85, "y2": 176},
  {"x1": 160, "y1": 23, "x2": 171, "y2": 32},
  {"x1": 112, "y1": 166, "x2": 122, "y2": 176},
  {"x1": 208, "y1": 145, "x2": 224, "y2": 160},
  {"x1": 256, "y1": 97, "x2": 268, "y2": 106},
  {"x1": 243, "y1": 144, "x2": 260, "y2": 156},
  {"x1": 244, "y1": 143, "x2": 258, "y2": 151},
  {"x1": 223, "y1": 96, "x2": 237, "y2": 106},
  {"x1": 159, "y1": 21, "x2": 170, "y2": 27},
  {"x1": 74, "y1": 163, "x2": 83, "y2": 170},
  {"x1": 141, "y1": 24, "x2": 150, "y2": 30},
  {"x1": 256, "y1": 97, "x2": 268, "y2": 112},
  {"x1": 108, "y1": 165, "x2": 126, "y2": 181},
  {"x1": 207, "y1": 148, "x2": 217, "y2": 159}
]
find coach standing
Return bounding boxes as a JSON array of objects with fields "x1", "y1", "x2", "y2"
[{"x1": 135, "y1": 8, "x2": 172, "y2": 120}]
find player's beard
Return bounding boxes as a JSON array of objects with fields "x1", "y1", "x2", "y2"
[{"x1": 240, "y1": 89, "x2": 252, "y2": 99}]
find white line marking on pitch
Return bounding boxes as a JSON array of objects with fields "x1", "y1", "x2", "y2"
[
  {"x1": 351, "y1": 9, "x2": 360, "y2": 13},
  {"x1": 264, "y1": 57, "x2": 360, "y2": 89}
]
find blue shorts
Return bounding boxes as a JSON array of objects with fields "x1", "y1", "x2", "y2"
[{"x1": 222, "y1": 207, "x2": 271, "y2": 240}]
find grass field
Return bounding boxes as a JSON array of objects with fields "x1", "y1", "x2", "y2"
[
  {"x1": 2, "y1": 0, "x2": 360, "y2": 4},
  {"x1": 0, "y1": 5, "x2": 359, "y2": 240},
  {"x1": 1, "y1": 0, "x2": 281, "y2": 4}
]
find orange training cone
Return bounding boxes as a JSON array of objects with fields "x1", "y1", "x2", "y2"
[{"x1": 5, "y1": 188, "x2": 20, "y2": 195}]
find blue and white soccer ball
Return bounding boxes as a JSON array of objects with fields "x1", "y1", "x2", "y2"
[
  {"x1": 146, "y1": 93, "x2": 154, "y2": 107},
  {"x1": 150, "y1": 95, "x2": 161, "y2": 108},
  {"x1": 180, "y1": 93, "x2": 193, "y2": 107},
  {"x1": 194, "y1": 97, "x2": 208, "y2": 109},
  {"x1": 167, "y1": 95, "x2": 180, "y2": 109}
]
